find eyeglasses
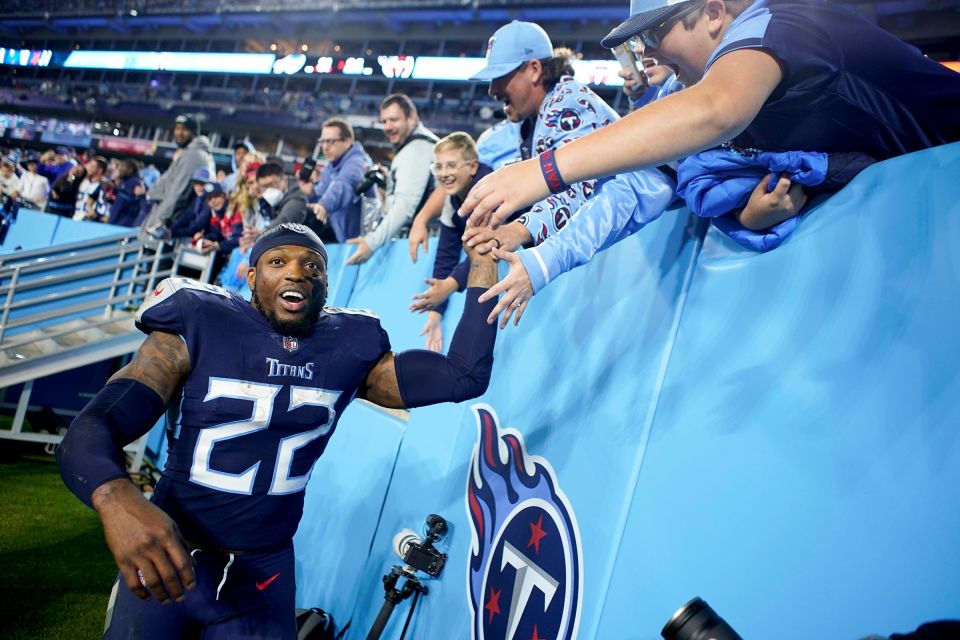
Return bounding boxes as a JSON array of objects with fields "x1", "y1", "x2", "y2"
[
  {"x1": 430, "y1": 161, "x2": 473, "y2": 175},
  {"x1": 319, "y1": 138, "x2": 345, "y2": 146},
  {"x1": 635, "y1": 0, "x2": 704, "y2": 51}
]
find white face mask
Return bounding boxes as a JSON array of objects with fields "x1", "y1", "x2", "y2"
[{"x1": 261, "y1": 187, "x2": 283, "y2": 208}]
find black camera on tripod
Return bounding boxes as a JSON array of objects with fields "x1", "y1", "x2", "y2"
[
  {"x1": 366, "y1": 514, "x2": 449, "y2": 640},
  {"x1": 355, "y1": 165, "x2": 386, "y2": 195},
  {"x1": 391, "y1": 514, "x2": 448, "y2": 578}
]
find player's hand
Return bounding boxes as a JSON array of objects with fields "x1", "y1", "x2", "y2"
[
  {"x1": 738, "y1": 173, "x2": 808, "y2": 231},
  {"x1": 408, "y1": 219, "x2": 430, "y2": 263},
  {"x1": 345, "y1": 237, "x2": 373, "y2": 265},
  {"x1": 410, "y1": 277, "x2": 457, "y2": 313},
  {"x1": 478, "y1": 247, "x2": 534, "y2": 329},
  {"x1": 463, "y1": 222, "x2": 531, "y2": 256},
  {"x1": 419, "y1": 310, "x2": 444, "y2": 352},
  {"x1": 308, "y1": 202, "x2": 328, "y2": 224},
  {"x1": 459, "y1": 159, "x2": 547, "y2": 230},
  {"x1": 92, "y1": 479, "x2": 195, "y2": 604}
]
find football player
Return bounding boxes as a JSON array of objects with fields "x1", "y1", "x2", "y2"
[{"x1": 58, "y1": 222, "x2": 499, "y2": 639}]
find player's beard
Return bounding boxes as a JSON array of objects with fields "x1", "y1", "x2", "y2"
[{"x1": 251, "y1": 279, "x2": 327, "y2": 338}]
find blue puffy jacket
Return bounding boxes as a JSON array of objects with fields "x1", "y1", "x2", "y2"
[{"x1": 677, "y1": 148, "x2": 828, "y2": 251}]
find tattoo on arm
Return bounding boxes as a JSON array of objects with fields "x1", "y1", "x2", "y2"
[
  {"x1": 108, "y1": 331, "x2": 190, "y2": 402},
  {"x1": 467, "y1": 255, "x2": 497, "y2": 289}
]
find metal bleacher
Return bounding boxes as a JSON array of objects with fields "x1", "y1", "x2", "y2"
[{"x1": 0, "y1": 225, "x2": 214, "y2": 468}]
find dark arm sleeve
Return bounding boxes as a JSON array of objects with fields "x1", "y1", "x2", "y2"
[
  {"x1": 393, "y1": 287, "x2": 497, "y2": 408},
  {"x1": 432, "y1": 222, "x2": 465, "y2": 281},
  {"x1": 57, "y1": 379, "x2": 167, "y2": 508},
  {"x1": 430, "y1": 223, "x2": 469, "y2": 316},
  {"x1": 432, "y1": 258, "x2": 471, "y2": 317},
  {"x1": 449, "y1": 259, "x2": 469, "y2": 291}
]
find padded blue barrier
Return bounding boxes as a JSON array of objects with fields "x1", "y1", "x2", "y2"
[
  {"x1": 595, "y1": 143, "x2": 960, "y2": 640},
  {"x1": 0, "y1": 209, "x2": 61, "y2": 253},
  {"x1": 323, "y1": 242, "x2": 355, "y2": 309},
  {"x1": 289, "y1": 143, "x2": 960, "y2": 640},
  {"x1": 330, "y1": 206, "x2": 704, "y2": 637},
  {"x1": 0, "y1": 208, "x2": 131, "y2": 255}
]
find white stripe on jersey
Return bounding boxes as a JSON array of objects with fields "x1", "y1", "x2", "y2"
[
  {"x1": 323, "y1": 306, "x2": 380, "y2": 319},
  {"x1": 135, "y1": 277, "x2": 231, "y2": 323}
]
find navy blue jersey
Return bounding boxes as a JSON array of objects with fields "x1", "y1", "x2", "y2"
[
  {"x1": 707, "y1": 0, "x2": 960, "y2": 159},
  {"x1": 135, "y1": 278, "x2": 390, "y2": 551}
]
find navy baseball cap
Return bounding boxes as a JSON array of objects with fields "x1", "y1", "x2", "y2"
[
  {"x1": 204, "y1": 182, "x2": 225, "y2": 197},
  {"x1": 470, "y1": 21, "x2": 554, "y2": 81},
  {"x1": 601, "y1": 0, "x2": 699, "y2": 48}
]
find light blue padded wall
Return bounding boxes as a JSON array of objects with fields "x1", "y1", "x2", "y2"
[
  {"x1": 595, "y1": 142, "x2": 960, "y2": 640},
  {"x1": 295, "y1": 143, "x2": 960, "y2": 640},
  {"x1": 335, "y1": 205, "x2": 703, "y2": 638}
]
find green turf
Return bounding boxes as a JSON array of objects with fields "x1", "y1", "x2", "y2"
[{"x1": 0, "y1": 445, "x2": 118, "y2": 640}]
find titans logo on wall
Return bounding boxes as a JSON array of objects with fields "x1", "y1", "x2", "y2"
[{"x1": 465, "y1": 404, "x2": 582, "y2": 640}]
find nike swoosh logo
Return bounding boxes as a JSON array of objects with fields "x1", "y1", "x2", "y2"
[{"x1": 256, "y1": 572, "x2": 281, "y2": 591}]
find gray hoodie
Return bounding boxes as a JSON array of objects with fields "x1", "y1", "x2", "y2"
[
  {"x1": 142, "y1": 135, "x2": 215, "y2": 234},
  {"x1": 362, "y1": 122, "x2": 437, "y2": 252}
]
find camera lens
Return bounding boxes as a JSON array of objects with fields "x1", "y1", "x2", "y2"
[{"x1": 662, "y1": 597, "x2": 743, "y2": 640}]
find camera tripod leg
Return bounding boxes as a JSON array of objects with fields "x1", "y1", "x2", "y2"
[
  {"x1": 365, "y1": 598, "x2": 397, "y2": 640},
  {"x1": 366, "y1": 566, "x2": 427, "y2": 640}
]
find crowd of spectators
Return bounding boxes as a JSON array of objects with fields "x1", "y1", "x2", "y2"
[{"x1": 3, "y1": 0, "x2": 959, "y2": 356}]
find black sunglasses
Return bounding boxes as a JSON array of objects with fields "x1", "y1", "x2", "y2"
[{"x1": 634, "y1": 1, "x2": 705, "y2": 51}]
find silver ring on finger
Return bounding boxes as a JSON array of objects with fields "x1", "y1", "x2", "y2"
[
  {"x1": 137, "y1": 569, "x2": 147, "y2": 588},
  {"x1": 513, "y1": 300, "x2": 522, "y2": 309}
]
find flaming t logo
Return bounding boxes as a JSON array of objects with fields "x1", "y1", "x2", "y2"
[{"x1": 465, "y1": 404, "x2": 582, "y2": 640}]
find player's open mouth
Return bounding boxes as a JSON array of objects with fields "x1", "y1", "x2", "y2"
[{"x1": 278, "y1": 289, "x2": 308, "y2": 313}]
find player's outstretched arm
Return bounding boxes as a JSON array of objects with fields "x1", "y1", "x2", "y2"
[
  {"x1": 359, "y1": 246, "x2": 499, "y2": 409},
  {"x1": 57, "y1": 330, "x2": 196, "y2": 604}
]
